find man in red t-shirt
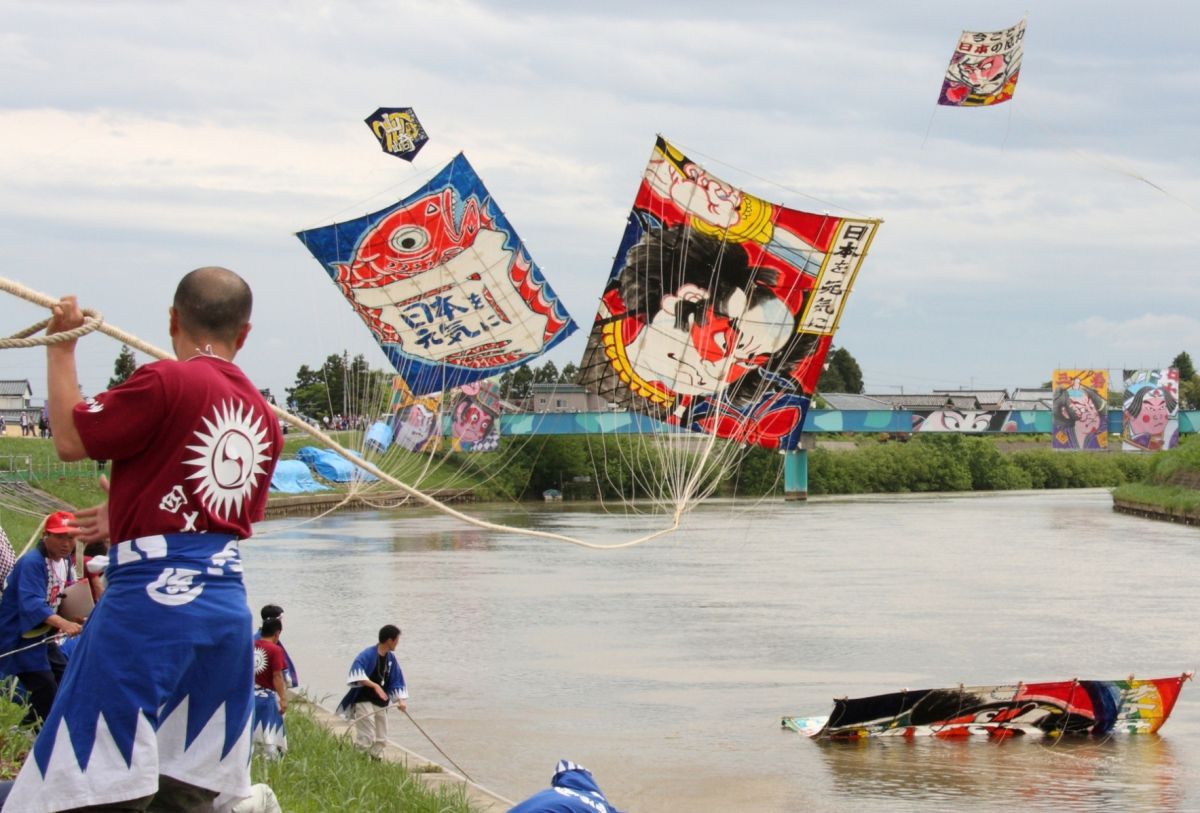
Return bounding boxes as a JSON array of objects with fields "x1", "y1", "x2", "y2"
[
  {"x1": 254, "y1": 617, "x2": 288, "y2": 705},
  {"x1": 9, "y1": 267, "x2": 282, "y2": 813},
  {"x1": 252, "y1": 616, "x2": 289, "y2": 759}
]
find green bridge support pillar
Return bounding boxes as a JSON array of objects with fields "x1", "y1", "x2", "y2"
[{"x1": 783, "y1": 448, "x2": 808, "y2": 501}]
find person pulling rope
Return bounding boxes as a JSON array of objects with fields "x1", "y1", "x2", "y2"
[{"x1": 0, "y1": 274, "x2": 680, "y2": 551}]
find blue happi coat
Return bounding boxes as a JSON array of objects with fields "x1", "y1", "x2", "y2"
[
  {"x1": 335, "y1": 645, "x2": 407, "y2": 714},
  {"x1": 507, "y1": 760, "x2": 625, "y2": 813},
  {"x1": 0, "y1": 545, "x2": 67, "y2": 676}
]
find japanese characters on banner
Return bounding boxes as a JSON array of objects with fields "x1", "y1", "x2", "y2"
[
  {"x1": 1052, "y1": 369, "x2": 1108, "y2": 451},
  {"x1": 1122, "y1": 368, "x2": 1180, "y2": 452},
  {"x1": 938, "y1": 19, "x2": 1026, "y2": 107}
]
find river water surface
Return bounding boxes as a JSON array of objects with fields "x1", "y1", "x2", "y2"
[{"x1": 243, "y1": 489, "x2": 1200, "y2": 812}]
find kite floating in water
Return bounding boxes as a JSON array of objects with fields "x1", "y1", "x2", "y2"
[
  {"x1": 938, "y1": 18, "x2": 1026, "y2": 107},
  {"x1": 296, "y1": 153, "x2": 577, "y2": 395},
  {"x1": 578, "y1": 136, "x2": 880, "y2": 451},
  {"x1": 364, "y1": 107, "x2": 429, "y2": 161},
  {"x1": 784, "y1": 673, "x2": 1192, "y2": 739}
]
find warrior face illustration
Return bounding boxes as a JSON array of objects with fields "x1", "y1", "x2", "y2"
[
  {"x1": 949, "y1": 53, "x2": 1011, "y2": 95},
  {"x1": 451, "y1": 397, "x2": 495, "y2": 443},
  {"x1": 628, "y1": 283, "x2": 793, "y2": 397},
  {"x1": 393, "y1": 403, "x2": 436, "y2": 451}
]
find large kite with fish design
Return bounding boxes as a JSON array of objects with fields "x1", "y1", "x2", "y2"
[{"x1": 296, "y1": 153, "x2": 576, "y2": 395}]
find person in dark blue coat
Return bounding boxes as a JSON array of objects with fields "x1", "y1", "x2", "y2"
[
  {"x1": 0, "y1": 512, "x2": 84, "y2": 725},
  {"x1": 507, "y1": 760, "x2": 625, "y2": 813}
]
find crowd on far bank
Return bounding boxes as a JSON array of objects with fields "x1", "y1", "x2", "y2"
[{"x1": 0, "y1": 412, "x2": 51, "y2": 438}]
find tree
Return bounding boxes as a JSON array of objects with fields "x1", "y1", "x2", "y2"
[
  {"x1": 559, "y1": 362, "x2": 579, "y2": 384},
  {"x1": 1172, "y1": 352, "x2": 1199, "y2": 409},
  {"x1": 287, "y1": 352, "x2": 392, "y2": 420},
  {"x1": 108, "y1": 345, "x2": 137, "y2": 388},
  {"x1": 534, "y1": 361, "x2": 559, "y2": 384},
  {"x1": 286, "y1": 363, "x2": 329, "y2": 421},
  {"x1": 1172, "y1": 351, "x2": 1196, "y2": 381},
  {"x1": 509, "y1": 365, "x2": 535, "y2": 402},
  {"x1": 817, "y1": 346, "x2": 864, "y2": 394}
]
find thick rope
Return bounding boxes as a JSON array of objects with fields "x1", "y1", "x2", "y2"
[
  {"x1": 0, "y1": 275, "x2": 678, "y2": 550},
  {"x1": 0, "y1": 311, "x2": 104, "y2": 349}
]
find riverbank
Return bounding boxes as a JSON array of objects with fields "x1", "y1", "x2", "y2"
[
  {"x1": 0, "y1": 690, "x2": 507, "y2": 811},
  {"x1": 1112, "y1": 496, "x2": 1200, "y2": 525},
  {"x1": 289, "y1": 695, "x2": 512, "y2": 812}
]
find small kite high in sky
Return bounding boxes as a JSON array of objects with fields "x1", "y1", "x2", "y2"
[
  {"x1": 938, "y1": 18, "x2": 1026, "y2": 107},
  {"x1": 365, "y1": 106, "x2": 429, "y2": 161}
]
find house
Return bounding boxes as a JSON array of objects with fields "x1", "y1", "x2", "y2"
[
  {"x1": 933, "y1": 388, "x2": 1010, "y2": 410},
  {"x1": 818, "y1": 393, "x2": 893, "y2": 411},
  {"x1": 862, "y1": 393, "x2": 981, "y2": 411},
  {"x1": 528, "y1": 383, "x2": 608, "y2": 413},
  {"x1": 0, "y1": 380, "x2": 37, "y2": 435}
]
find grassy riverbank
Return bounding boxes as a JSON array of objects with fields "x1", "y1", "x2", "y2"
[
  {"x1": 1111, "y1": 436, "x2": 1200, "y2": 517},
  {"x1": 0, "y1": 693, "x2": 478, "y2": 811}
]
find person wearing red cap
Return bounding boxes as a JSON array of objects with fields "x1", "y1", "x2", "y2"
[
  {"x1": 6, "y1": 267, "x2": 283, "y2": 813},
  {"x1": 0, "y1": 510, "x2": 84, "y2": 726}
]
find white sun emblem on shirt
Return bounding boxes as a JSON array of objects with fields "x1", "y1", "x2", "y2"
[
  {"x1": 254, "y1": 646, "x2": 268, "y2": 675},
  {"x1": 183, "y1": 399, "x2": 272, "y2": 520}
]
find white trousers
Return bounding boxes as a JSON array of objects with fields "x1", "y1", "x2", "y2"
[{"x1": 350, "y1": 702, "x2": 389, "y2": 757}]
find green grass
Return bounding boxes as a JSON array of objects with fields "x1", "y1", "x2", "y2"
[
  {"x1": 1111, "y1": 482, "x2": 1200, "y2": 513},
  {"x1": 252, "y1": 698, "x2": 478, "y2": 813},
  {"x1": 0, "y1": 693, "x2": 478, "y2": 810},
  {"x1": 0, "y1": 684, "x2": 36, "y2": 780}
]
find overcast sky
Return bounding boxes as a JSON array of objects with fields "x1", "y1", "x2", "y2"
[{"x1": 2, "y1": 0, "x2": 1198, "y2": 405}]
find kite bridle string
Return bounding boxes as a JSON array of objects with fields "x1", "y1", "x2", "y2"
[{"x1": 0, "y1": 275, "x2": 674, "y2": 551}]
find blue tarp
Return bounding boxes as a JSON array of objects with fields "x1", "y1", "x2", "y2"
[
  {"x1": 294, "y1": 447, "x2": 377, "y2": 484},
  {"x1": 270, "y1": 459, "x2": 330, "y2": 493}
]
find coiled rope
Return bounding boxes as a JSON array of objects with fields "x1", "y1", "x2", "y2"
[{"x1": 0, "y1": 275, "x2": 680, "y2": 550}]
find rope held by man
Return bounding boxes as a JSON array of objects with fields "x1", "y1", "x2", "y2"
[{"x1": 0, "y1": 275, "x2": 679, "y2": 550}]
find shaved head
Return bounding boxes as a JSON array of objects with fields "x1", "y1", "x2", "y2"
[{"x1": 172, "y1": 266, "x2": 253, "y2": 342}]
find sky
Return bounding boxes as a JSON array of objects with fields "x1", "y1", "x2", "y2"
[{"x1": 2, "y1": 0, "x2": 1198, "y2": 405}]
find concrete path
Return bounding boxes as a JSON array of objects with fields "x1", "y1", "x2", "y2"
[{"x1": 303, "y1": 700, "x2": 514, "y2": 812}]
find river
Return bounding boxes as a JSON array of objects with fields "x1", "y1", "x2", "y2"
[{"x1": 243, "y1": 489, "x2": 1200, "y2": 812}]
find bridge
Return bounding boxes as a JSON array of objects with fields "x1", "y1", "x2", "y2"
[
  {"x1": 496, "y1": 409, "x2": 1200, "y2": 501},
  {"x1": 500, "y1": 409, "x2": 1200, "y2": 437}
]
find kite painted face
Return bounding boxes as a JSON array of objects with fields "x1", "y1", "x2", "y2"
[
  {"x1": 452, "y1": 399, "x2": 495, "y2": 443},
  {"x1": 917, "y1": 410, "x2": 994, "y2": 432},
  {"x1": 1136, "y1": 390, "x2": 1171, "y2": 436},
  {"x1": 336, "y1": 189, "x2": 481, "y2": 283},
  {"x1": 1069, "y1": 394, "x2": 1101, "y2": 435},
  {"x1": 627, "y1": 283, "x2": 794, "y2": 397},
  {"x1": 393, "y1": 403, "x2": 436, "y2": 451},
  {"x1": 950, "y1": 53, "x2": 1010, "y2": 95}
]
